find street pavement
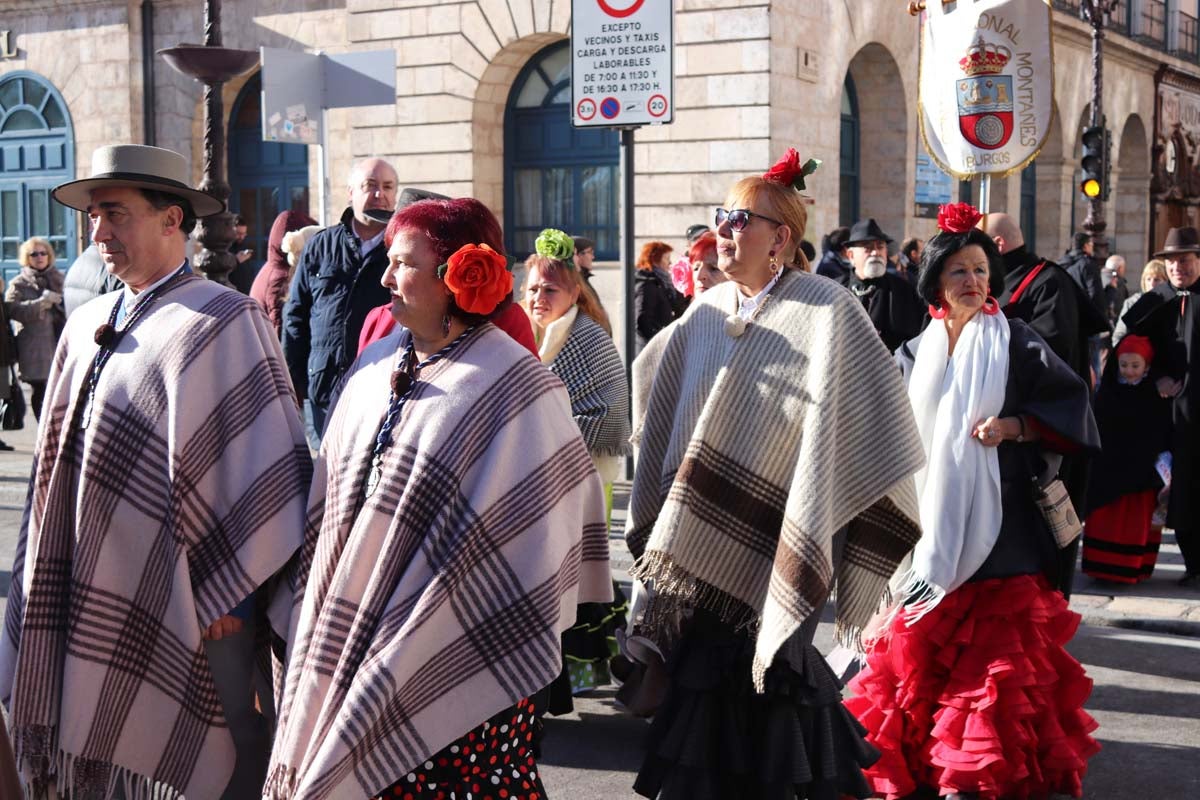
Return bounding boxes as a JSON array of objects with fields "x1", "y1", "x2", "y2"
[{"x1": 0, "y1": 403, "x2": 1197, "y2": 798}]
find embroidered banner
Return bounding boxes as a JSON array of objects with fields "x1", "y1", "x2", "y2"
[{"x1": 918, "y1": 0, "x2": 1055, "y2": 179}]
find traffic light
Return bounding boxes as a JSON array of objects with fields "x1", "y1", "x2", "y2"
[{"x1": 1080, "y1": 125, "x2": 1109, "y2": 201}]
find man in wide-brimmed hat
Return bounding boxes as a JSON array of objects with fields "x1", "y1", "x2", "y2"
[
  {"x1": 0, "y1": 144, "x2": 311, "y2": 798},
  {"x1": 837, "y1": 217, "x2": 925, "y2": 352},
  {"x1": 1125, "y1": 225, "x2": 1200, "y2": 587}
]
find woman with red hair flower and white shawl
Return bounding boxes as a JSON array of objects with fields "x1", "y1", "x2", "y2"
[
  {"x1": 845, "y1": 203, "x2": 1102, "y2": 800},
  {"x1": 625, "y1": 150, "x2": 926, "y2": 799}
]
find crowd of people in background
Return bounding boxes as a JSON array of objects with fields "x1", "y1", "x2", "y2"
[{"x1": 2, "y1": 139, "x2": 1199, "y2": 800}]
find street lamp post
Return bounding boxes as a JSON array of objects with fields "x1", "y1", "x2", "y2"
[
  {"x1": 1080, "y1": 0, "x2": 1121, "y2": 261},
  {"x1": 158, "y1": 0, "x2": 258, "y2": 285}
]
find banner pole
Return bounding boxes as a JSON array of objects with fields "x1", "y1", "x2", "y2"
[{"x1": 978, "y1": 174, "x2": 991, "y2": 215}]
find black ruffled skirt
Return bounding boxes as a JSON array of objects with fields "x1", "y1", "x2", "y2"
[{"x1": 633, "y1": 609, "x2": 878, "y2": 800}]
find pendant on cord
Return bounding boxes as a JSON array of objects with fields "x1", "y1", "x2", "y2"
[
  {"x1": 366, "y1": 456, "x2": 383, "y2": 498},
  {"x1": 724, "y1": 315, "x2": 748, "y2": 338}
]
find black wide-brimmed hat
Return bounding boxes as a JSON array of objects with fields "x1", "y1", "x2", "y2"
[
  {"x1": 846, "y1": 217, "x2": 894, "y2": 246},
  {"x1": 1153, "y1": 226, "x2": 1200, "y2": 258},
  {"x1": 53, "y1": 144, "x2": 224, "y2": 217}
]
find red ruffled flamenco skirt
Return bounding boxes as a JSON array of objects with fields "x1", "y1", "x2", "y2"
[{"x1": 844, "y1": 574, "x2": 1100, "y2": 800}]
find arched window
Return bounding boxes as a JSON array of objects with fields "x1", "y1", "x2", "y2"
[
  {"x1": 0, "y1": 71, "x2": 75, "y2": 281},
  {"x1": 505, "y1": 41, "x2": 619, "y2": 260},
  {"x1": 228, "y1": 72, "x2": 310, "y2": 272},
  {"x1": 839, "y1": 76, "x2": 860, "y2": 227}
]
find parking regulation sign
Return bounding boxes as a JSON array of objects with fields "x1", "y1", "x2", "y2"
[{"x1": 571, "y1": 0, "x2": 673, "y2": 127}]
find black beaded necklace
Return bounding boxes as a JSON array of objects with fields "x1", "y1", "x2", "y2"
[
  {"x1": 78, "y1": 263, "x2": 191, "y2": 429},
  {"x1": 364, "y1": 326, "x2": 476, "y2": 498}
]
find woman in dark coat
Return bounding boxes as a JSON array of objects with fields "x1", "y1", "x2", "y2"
[
  {"x1": 846, "y1": 203, "x2": 1102, "y2": 800},
  {"x1": 634, "y1": 240, "x2": 687, "y2": 353}
]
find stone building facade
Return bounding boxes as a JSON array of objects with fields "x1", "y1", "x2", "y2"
[{"x1": 0, "y1": 0, "x2": 1190, "y2": 293}]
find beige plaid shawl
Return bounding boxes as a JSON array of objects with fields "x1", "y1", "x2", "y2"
[
  {"x1": 0, "y1": 276, "x2": 311, "y2": 799},
  {"x1": 627, "y1": 270, "x2": 925, "y2": 689},
  {"x1": 266, "y1": 325, "x2": 612, "y2": 800}
]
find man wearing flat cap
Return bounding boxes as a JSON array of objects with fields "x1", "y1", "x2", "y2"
[
  {"x1": 0, "y1": 144, "x2": 310, "y2": 798},
  {"x1": 837, "y1": 217, "x2": 926, "y2": 352},
  {"x1": 283, "y1": 158, "x2": 401, "y2": 449},
  {"x1": 1124, "y1": 226, "x2": 1200, "y2": 587}
]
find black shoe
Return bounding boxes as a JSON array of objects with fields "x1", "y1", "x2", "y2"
[
  {"x1": 0, "y1": 440, "x2": 13, "y2": 452},
  {"x1": 1178, "y1": 572, "x2": 1200, "y2": 588}
]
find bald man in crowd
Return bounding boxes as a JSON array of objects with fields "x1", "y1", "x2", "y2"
[{"x1": 283, "y1": 157, "x2": 399, "y2": 447}]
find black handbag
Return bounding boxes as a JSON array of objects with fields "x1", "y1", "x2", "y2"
[{"x1": 1, "y1": 368, "x2": 24, "y2": 431}]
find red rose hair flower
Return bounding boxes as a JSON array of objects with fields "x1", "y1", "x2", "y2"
[
  {"x1": 937, "y1": 202, "x2": 984, "y2": 234},
  {"x1": 763, "y1": 148, "x2": 821, "y2": 191},
  {"x1": 441, "y1": 243, "x2": 513, "y2": 316}
]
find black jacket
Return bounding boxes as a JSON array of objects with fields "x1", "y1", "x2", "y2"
[
  {"x1": 1123, "y1": 279, "x2": 1200, "y2": 531},
  {"x1": 815, "y1": 251, "x2": 850, "y2": 282},
  {"x1": 634, "y1": 267, "x2": 686, "y2": 353},
  {"x1": 837, "y1": 270, "x2": 926, "y2": 353},
  {"x1": 1061, "y1": 248, "x2": 1107, "y2": 321},
  {"x1": 282, "y1": 208, "x2": 392, "y2": 412}
]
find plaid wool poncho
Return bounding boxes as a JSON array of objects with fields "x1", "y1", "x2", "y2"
[
  {"x1": 627, "y1": 270, "x2": 926, "y2": 689},
  {"x1": 0, "y1": 275, "x2": 311, "y2": 799}
]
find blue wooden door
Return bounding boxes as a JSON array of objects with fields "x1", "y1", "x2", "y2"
[
  {"x1": 505, "y1": 42, "x2": 620, "y2": 261},
  {"x1": 0, "y1": 71, "x2": 75, "y2": 283},
  {"x1": 228, "y1": 73, "x2": 310, "y2": 277}
]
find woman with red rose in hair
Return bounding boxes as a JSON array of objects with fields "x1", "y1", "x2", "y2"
[
  {"x1": 844, "y1": 203, "x2": 1101, "y2": 800},
  {"x1": 626, "y1": 149, "x2": 925, "y2": 799},
  {"x1": 266, "y1": 198, "x2": 613, "y2": 800}
]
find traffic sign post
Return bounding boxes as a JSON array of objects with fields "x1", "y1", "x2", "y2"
[
  {"x1": 570, "y1": 0, "x2": 674, "y2": 477},
  {"x1": 571, "y1": 0, "x2": 673, "y2": 128}
]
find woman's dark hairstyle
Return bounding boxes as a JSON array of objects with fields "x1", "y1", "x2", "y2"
[
  {"x1": 386, "y1": 198, "x2": 510, "y2": 324},
  {"x1": 916, "y1": 227, "x2": 1004, "y2": 307}
]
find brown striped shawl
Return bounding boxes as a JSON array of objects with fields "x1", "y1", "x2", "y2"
[
  {"x1": 0, "y1": 276, "x2": 311, "y2": 799},
  {"x1": 266, "y1": 324, "x2": 612, "y2": 800},
  {"x1": 627, "y1": 270, "x2": 925, "y2": 689}
]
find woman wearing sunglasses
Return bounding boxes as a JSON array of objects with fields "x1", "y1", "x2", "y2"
[
  {"x1": 6, "y1": 237, "x2": 64, "y2": 422},
  {"x1": 624, "y1": 149, "x2": 926, "y2": 799}
]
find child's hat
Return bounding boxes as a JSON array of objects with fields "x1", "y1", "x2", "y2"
[{"x1": 1116, "y1": 334, "x2": 1154, "y2": 362}]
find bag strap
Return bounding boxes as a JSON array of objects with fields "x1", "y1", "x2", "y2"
[{"x1": 1006, "y1": 261, "x2": 1047, "y2": 307}]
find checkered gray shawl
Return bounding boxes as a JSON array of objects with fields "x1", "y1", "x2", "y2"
[
  {"x1": 627, "y1": 270, "x2": 925, "y2": 690},
  {"x1": 266, "y1": 324, "x2": 612, "y2": 800},
  {"x1": 546, "y1": 311, "x2": 630, "y2": 458},
  {"x1": 0, "y1": 276, "x2": 311, "y2": 799}
]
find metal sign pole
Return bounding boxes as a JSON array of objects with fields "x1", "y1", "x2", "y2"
[
  {"x1": 978, "y1": 174, "x2": 991, "y2": 214},
  {"x1": 620, "y1": 126, "x2": 636, "y2": 479}
]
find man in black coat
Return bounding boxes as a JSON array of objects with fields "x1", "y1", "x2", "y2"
[
  {"x1": 283, "y1": 157, "x2": 397, "y2": 448},
  {"x1": 1123, "y1": 226, "x2": 1200, "y2": 587},
  {"x1": 983, "y1": 213, "x2": 1110, "y2": 597},
  {"x1": 837, "y1": 218, "x2": 925, "y2": 353},
  {"x1": 816, "y1": 226, "x2": 851, "y2": 282}
]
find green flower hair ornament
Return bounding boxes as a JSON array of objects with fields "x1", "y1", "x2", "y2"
[{"x1": 534, "y1": 228, "x2": 576, "y2": 262}]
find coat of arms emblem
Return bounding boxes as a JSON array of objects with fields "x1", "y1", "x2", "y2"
[{"x1": 956, "y1": 39, "x2": 1013, "y2": 150}]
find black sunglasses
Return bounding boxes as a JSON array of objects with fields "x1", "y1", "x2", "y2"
[
  {"x1": 715, "y1": 207, "x2": 784, "y2": 233},
  {"x1": 29, "y1": 251, "x2": 49, "y2": 257}
]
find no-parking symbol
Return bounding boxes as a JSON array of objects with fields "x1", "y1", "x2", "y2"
[
  {"x1": 600, "y1": 97, "x2": 621, "y2": 120},
  {"x1": 577, "y1": 98, "x2": 597, "y2": 121}
]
